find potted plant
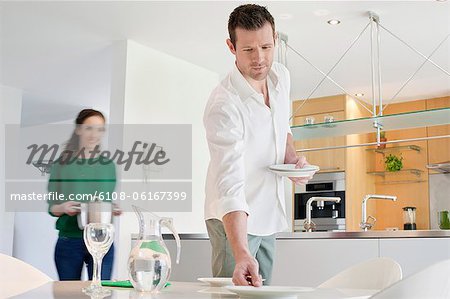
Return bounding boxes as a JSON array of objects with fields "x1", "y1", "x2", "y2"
[{"x1": 385, "y1": 154, "x2": 403, "y2": 172}]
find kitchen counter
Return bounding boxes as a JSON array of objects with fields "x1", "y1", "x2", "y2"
[
  {"x1": 160, "y1": 229, "x2": 450, "y2": 240},
  {"x1": 150, "y1": 231, "x2": 450, "y2": 286},
  {"x1": 12, "y1": 281, "x2": 379, "y2": 299}
]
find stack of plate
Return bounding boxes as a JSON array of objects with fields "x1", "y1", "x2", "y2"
[
  {"x1": 225, "y1": 286, "x2": 314, "y2": 298},
  {"x1": 269, "y1": 164, "x2": 320, "y2": 178},
  {"x1": 197, "y1": 277, "x2": 233, "y2": 287}
]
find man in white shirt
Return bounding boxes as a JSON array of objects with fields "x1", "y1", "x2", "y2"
[{"x1": 204, "y1": 4, "x2": 310, "y2": 287}]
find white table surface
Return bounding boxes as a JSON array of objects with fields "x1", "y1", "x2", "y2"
[{"x1": 11, "y1": 281, "x2": 379, "y2": 299}]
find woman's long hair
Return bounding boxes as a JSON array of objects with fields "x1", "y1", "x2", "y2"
[{"x1": 59, "y1": 109, "x2": 105, "y2": 163}]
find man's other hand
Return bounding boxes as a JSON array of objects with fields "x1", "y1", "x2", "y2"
[{"x1": 289, "y1": 155, "x2": 312, "y2": 185}]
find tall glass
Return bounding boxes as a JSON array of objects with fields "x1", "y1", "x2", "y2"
[{"x1": 83, "y1": 223, "x2": 115, "y2": 296}]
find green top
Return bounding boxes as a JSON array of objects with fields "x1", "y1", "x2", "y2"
[{"x1": 47, "y1": 156, "x2": 116, "y2": 238}]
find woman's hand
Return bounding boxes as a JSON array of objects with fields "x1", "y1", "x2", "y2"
[
  {"x1": 112, "y1": 204, "x2": 123, "y2": 216},
  {"x1": 51, "y1": 201, "x2": 81, "y2": 217}
]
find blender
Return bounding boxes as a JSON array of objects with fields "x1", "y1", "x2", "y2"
[{"x1": 403, "y1": 207, "x2": 417, "y2": 230}]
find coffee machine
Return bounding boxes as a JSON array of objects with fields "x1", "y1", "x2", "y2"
[{"x1": 294, "y1": 172, "x2": 346, "y2": 231}]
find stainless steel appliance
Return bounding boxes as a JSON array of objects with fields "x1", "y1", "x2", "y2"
[
  {"x1": 294, "y1": 172, "x2": 345, "y2": 231},
  {"x1": 74, "y1": 198, "x2": 118, "y2": 230}
]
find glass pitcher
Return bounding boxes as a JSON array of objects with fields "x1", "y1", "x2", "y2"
[{"x1": 128, "y1": 205, "x2": 181, "y2": 293}]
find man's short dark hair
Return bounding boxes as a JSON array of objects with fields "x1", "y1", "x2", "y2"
[{"x1": 228, "y1": 4, "x2": 276, "y2": 47}]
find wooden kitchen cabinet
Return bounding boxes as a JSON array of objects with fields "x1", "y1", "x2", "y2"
[
  {"x1": 371, "y1": 100, "x2": 430, "y2": 230},
  {"x1": 292, "y1": 96, "x2": 346, "y2": 173},
  {"x1": 291, "y1": 95, "x2": 448, "y2": 231},
  {"x1": 292, "y1": 94, "x2": 346, "y2": 116},
  {"x1": 426, "y1": 96, "x2": 450, "y2": 165},
  {"x1": 291, "y1": 94, "x2": 368, "y2": 229}
]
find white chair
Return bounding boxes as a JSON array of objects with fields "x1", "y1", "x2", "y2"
[
  {"x1": 0, "y1": 253, "x2": 53, "y2": 298},
  {"x1": 318, "y1": 257, "x2": 402, "y2": 290},
  {"x1": 370, "y1": 259, "x2": 450, "y2": 298}
]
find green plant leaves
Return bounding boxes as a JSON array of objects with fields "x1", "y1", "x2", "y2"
[{"x1": 385, "y1": 154, "x2": 403, "y2": 172}]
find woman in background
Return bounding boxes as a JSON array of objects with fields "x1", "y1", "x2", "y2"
[{"x1": 47, "y1": 109, "x2": 121, "y2": 280}]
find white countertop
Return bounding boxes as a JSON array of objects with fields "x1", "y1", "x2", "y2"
[
  {"x1": 157, "y1": 229, "x2": 450, "y2": 240},
  {"x1": 12, "y1": 281, "x2": 379, "y2": 299}
]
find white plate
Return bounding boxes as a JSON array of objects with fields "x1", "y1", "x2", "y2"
[
  {"x1": 225, "y1": 286, "x2": 314, "y2": 299},
  {"x1": 269, "y1": 164, "x2": 320, "y2": 172},
  {"x1": 197, "y1": 277, "x2": 233, "y2": 287},
  {"x1": 269, "y1": 164, "x2": 319, "y2": 178},
  {"x1": 270, "y1": 170, "x2": 317, "y2": 178}
]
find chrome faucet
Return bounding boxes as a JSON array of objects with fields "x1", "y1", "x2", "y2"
[
  {"x1": 360, "y1": 194, "x2": 397, "y2": 231},
  {"x1": 304, "y1": 197, "x2": 341, "y2": 232}
]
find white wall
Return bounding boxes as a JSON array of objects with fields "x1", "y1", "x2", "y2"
[
  {"x1": 0, "y1": 85, "x2": 22, "y2": 255},
  {"x1": 11, "y1": 118, "x2": 71, "y2": 280},
  {"x1": 110, "y1": 40, "x2": 219, "y2": 279},
  {"x1": 13, "y1": 213, "x2": 59, "y2": 279}
]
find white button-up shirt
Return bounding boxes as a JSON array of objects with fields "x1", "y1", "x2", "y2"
[{"x1": 203, "y1": 62, "x2": 291, "y2": 236}]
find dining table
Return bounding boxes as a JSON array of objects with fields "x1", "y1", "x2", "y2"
[{"x1": 11, "y1": 281, "x2": 379, "y2": 299}]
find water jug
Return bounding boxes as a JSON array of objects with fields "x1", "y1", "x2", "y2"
[{"x1": 128, "y1": 205, "x2": 181, "y2": 292}]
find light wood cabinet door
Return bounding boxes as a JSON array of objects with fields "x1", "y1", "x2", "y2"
[
  {"x1": 427, "y1": 97, "x2": 450, "y2": 164},
  {"x1": 294, "y1": 111, "x2": 346, "y2": 172},
  {"x1": 292, "y1": 94, "x2": 346, "y2": 116}
]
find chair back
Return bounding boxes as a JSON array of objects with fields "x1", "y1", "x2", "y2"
[
  {"x1": 318, "y1": 257, "x2": 402, "y2": 290},
  {"x1": 370, "y1": 259, "x2": 450, "y2": 298},
  {"x1": 0, "y1": 253, "x2": 52, "y2": 298}
]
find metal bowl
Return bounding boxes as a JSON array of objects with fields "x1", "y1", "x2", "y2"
[{"x1": 74, "y1": 201, "x2": 114, "y2": 230}]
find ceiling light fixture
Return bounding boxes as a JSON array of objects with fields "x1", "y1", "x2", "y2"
[
  {"x1": 314, "y1": 9, "x2": 330, "y2": 17},
  {"x1": 355, "y1": 93, "x2": 365, "y2": 97},
  {"x1": 327, "y1": 19, "x2": 341, "y2": 25},
  {"x1": 279, "y1": 13, "x2": 293, "y2": 20}
]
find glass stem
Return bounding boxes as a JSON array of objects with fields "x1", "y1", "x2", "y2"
[{"x1": 92, "y1": 256, "x2": 103, "y2": 288}]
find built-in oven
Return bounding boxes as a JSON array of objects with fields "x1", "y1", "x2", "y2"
[{"x1": 294, "y1": 172, "x2": 346, "y2": 231}]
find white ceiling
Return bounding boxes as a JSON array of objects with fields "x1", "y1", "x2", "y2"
[{"x1": 1, "y1": 1, "x2": 449, "y2": 121}]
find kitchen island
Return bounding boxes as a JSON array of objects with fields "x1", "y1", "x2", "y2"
[{"x1": 159, "y1": 230, "x2": 450, "y2": 287}]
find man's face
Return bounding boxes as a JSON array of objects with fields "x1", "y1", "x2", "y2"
[{"x1": 227, "y1": 22, "x2": 276, "y2": 82}]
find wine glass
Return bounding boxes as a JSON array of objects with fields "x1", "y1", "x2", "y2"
[{"x1": 83, "y1": 223, "x2": 115, "y2": 296}]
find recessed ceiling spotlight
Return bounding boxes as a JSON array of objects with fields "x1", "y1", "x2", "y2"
[
  {"x1": 279, "y1": 13, "x2": 293, "y2": 20},
  {"x1": 435, "y1": 0, "x2": 447, "y2": 2},
  {"x1": 355, "y1": 93, "x2": 365, "y2": 97},
  {"x1": 314, "y1": 9, "x2": 330, "y2": 17},
  {"x1": 327, "y1": 19, "x2": 341, "y2": 25}
]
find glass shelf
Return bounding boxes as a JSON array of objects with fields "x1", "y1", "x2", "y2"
[
  {"x1": 365, "y1": 145, "x2": 421, "y2": 154},
  {"x1": 427, "y1": 162, "x2": 450, "y2": 174},
  {"x1": 367, "y1": 169, "x2": 424, "y2": 177},
  {"x1": 291, "y1": 107, "x2": 450, "y2": 140},
  {"x1": 375, "y1": 180, "x2": 427, "y2": 185}
]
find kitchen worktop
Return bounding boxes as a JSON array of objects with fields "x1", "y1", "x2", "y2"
[
  {"x1": 159, "y1": 229, "x2": 450, "y2": 240},
  {"x1": 140, "y1": 231, "x2": 450, "y2": 286}
]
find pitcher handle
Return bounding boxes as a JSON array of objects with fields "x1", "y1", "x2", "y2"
[
  {"x1": 161, "y1": 218, "x2": 181, "y2": 264},
  {"x1": 132, "y1": 205, "x2": 145, "y2": 241}
]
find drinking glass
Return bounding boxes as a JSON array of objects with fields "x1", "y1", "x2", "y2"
[
  {"x1": 438, "y1": 211, "x2": 450, "y2": 229},
  {"x1": 83, "y1": 223, "x2": 115, "y2": 296}
]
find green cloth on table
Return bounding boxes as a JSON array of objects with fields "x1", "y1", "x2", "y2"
[{"x1": 101, "y1": 280, "x2": 171, "y2": 288}]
